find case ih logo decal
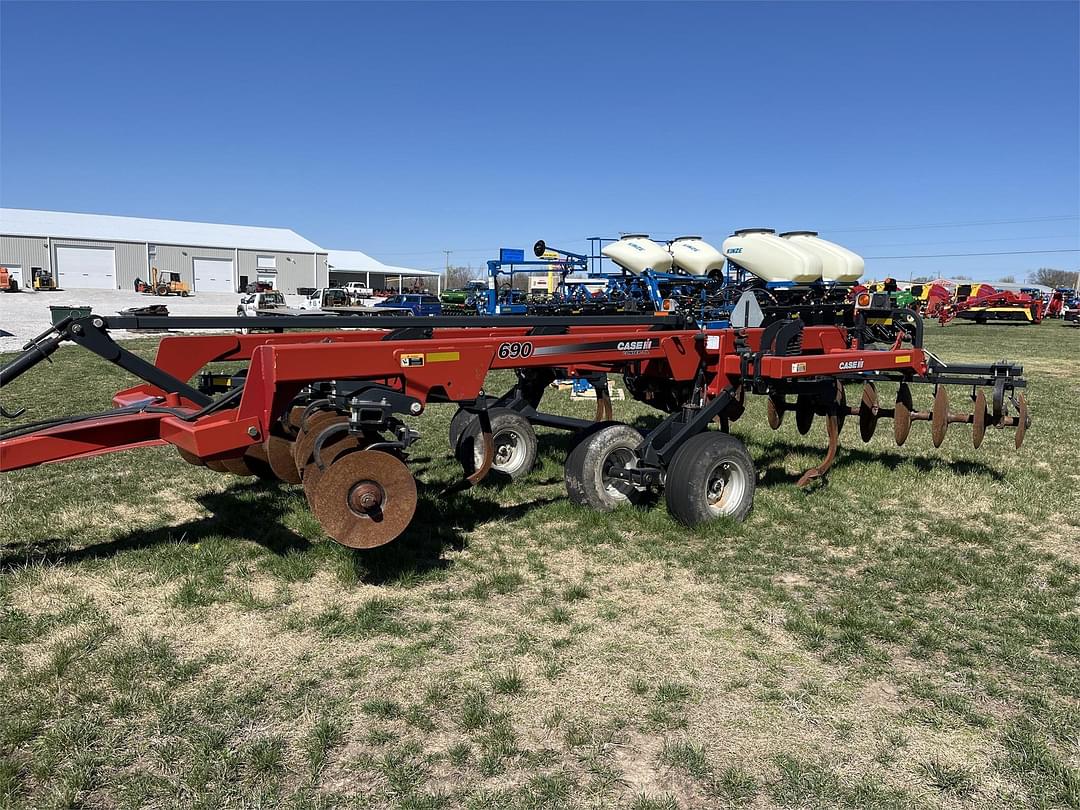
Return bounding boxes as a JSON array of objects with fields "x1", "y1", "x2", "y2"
[
  {"x1": 529, "y1": 338, "x2": 658, "y2": 358},
  {"x1": 838, "y1": 360, "x2": 865, "y2": 370},
  {"x1": 617, "y1": 339, "x2": 654, "y2": 354}
]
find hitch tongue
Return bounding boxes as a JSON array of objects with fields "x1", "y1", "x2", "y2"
[{"x1": 0, "y1": 321, "x2": 73, "y2": 417}]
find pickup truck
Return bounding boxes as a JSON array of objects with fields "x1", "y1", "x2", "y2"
[
  {"x1": 302, "y1": 288, "x2": 350, "y2": 309},
  {"x1": 375, "y1": 294, "x2": 442, "y2": 316}
]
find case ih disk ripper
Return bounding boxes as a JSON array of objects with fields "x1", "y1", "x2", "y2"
[{"x1": 1, "y1": 304, "x2": 1029, "y2": 548}]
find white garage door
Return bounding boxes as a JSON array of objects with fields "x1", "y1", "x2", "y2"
[
  {"x1": 56, "y1": 246, "x2": 116, "y2": 289},
  {"x1": 193, "y1": 258, "x2": 235, "y2": 293}
]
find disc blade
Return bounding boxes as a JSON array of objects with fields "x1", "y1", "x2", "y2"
[
  {"x1": 795, "y1": 395, "x2": 815, "y2": 435},
  {"x1": 243, "y1": 443, "x2": 279, "y2": 482},
  {"x1": 932, "y1": 386, "x2": 949, "y2": 448},
  {"x1": 859, "y1": 382, "x2": 879, "y2": 443},
  {"x1": 767, "y1": 395, "x2": 783, "y2": 430},
  {"x1": 310, "y1": 450, "x2": 417, "y2": 549},
  {"x1": 221, "y1": 457, "x2": 255, "y2": 476},
  {"x1": 265, "y1": 433, "x2": 301, "y2": 484},
  {"x1": 177, "y1": 447, "x2": 205, "y2": 467},
  {"x1": 1015, "y1": 394, "x2": 1028, "y2": 449},
  {"x1": 205, "y1": 459, "x2": 230, "y2": 473},
  {"x1": 302, "y1": 435, "x2": 362, "y2": 503},
  {"x1": 293, "y1": 411, "x2": 347, "y2": 470},
  {"x1": 972, "y1": 390, "x2": 987, "y2": 449},
  {"x1": 894, "y1": 383, "x2": 913, "y2": 446}
]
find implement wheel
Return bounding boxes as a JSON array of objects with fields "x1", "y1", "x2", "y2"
[
  {"x1": 564, "y1": 423, "x2": 643, "y2": 511},
  {"x1": 310, "y1": 450, "x2": 417, "y2": 548},
  {"x1": 456, "y1": 408, "x2": 537, "y2": 482},
  {"x1": 665, "y1": 432, "x2": 755, "y2": 526}
]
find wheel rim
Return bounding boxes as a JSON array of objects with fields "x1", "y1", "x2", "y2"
[
  {"x1": 600, "y1": 447, "x2": 637, "y2": 500},
  {"x1": 479, "y1": 428, "x2": 528, "y2": 475},
  {"x1": 705, "y1": 459, "x2": 748, "y2": 516}
]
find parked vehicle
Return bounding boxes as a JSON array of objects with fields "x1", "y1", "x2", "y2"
[
  {"x1": 374, "y1": 294, "x2": 442, "y2": 316},
  {"x1": 303, "y1": 288, "x2": 350, "y2": 309},
  {"x1": 238, "y1": 290, "x2": 287, "y2": 317}
]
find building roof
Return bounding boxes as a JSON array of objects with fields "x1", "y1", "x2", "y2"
[
  {"x1": 326, "y1": 249, "x2": 439, "y2": 277},
  {"x1": 0, "y1": 208, "x2": 325, "y2": 253}
]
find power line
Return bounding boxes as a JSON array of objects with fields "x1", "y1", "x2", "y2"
[
  {"x1": 821, "y1": 215, "x2": 1080, "y2": 234},
  {"x1": 865, "y1": 248, "x2": 1080, "y2": 260}
]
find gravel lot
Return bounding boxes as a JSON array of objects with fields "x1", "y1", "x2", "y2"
[{"x1": 0, "y1": 289, "x2": 307, "y2": 352}]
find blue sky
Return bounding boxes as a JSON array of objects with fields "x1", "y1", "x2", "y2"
[{"x1": 2, "y1": 1, "x2": 1077, "y2": 280}]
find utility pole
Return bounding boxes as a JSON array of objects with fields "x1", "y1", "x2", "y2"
[{"x1": 443, "y1": 250, "x2": 451, "y2": 288}]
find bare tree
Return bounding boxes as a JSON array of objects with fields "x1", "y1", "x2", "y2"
[
  {"x1": 998, "y1": 275, "x2": 1015, "y2": 284},
  {"x1": 1028, "y1": 267, "x2": 1077, "y2": 288},
  {"x1": 445, "y1": 265, "x2": 481, "y2": 290}
]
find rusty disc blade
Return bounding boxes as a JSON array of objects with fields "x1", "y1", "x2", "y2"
[
  {"x1": 972, "y1": 390, "x2": 987, "y2": 449},
  {"x1": 221, "y1": 457, "x2": 255, "y2": 476},
  {"x1": 795, "y1": 395, "x2": 815, "y2": 435},
  {"x1": 766, "y1": 395, "x2": 784, "y2": 430},
  {"x1": 243, "y1": 443, "x2": 279, "y2": 482},
  {"x1": 859, "y1": 382, "x2": 879, "y2": 443},
  {"x1": 931, "y1": 386, "x2": 949, "y2": 448},
  {"x1": 1015, "y1": 394, "x2": 1028, "y2": 449},
  {"x1": 302, "y1": 435, "x2": 362, "y2": 502},
  {"x1": 310, "y1": 450, "x2": 417, "y2": 549},
  {"x1": 265, "y1": 433, "x2": 301, "y2": 484},
  {"x1": 894, "y1": 383, "x2": 913, "y2": 446},
  {"x1": 293, "y1": 412, "x2": 347, "y2": 470},
  {"x1": 279, "y1": 405, "x2": 305, "y2": 438},
  {"x1": 177, "y1": 447, "x2": 205, "y2": 467},
  {"x1": 205, "y1": 459, "x2": 230, "y2": 473}
]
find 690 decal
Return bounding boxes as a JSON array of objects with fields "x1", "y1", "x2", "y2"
[{"x1": 497, "y1": 341, "x2": 534, "y2": 360}]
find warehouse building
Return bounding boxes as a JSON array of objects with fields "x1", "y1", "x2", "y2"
[
  {"x1": 326, "y1": 249, "x2": 442, "y2": 294},
  {"x1": 0, "y1": 208, "x2": 329, "y2": 294}
]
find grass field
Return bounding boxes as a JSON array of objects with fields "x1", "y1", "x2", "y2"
[{"x1": 1, "y1": 321, "x2": 1078, "y2": 810}]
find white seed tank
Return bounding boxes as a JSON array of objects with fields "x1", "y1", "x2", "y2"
[
  {"x1": 602, "y1": 234, "x2": 673, "y2": 275},
  {"x1": 780, "y1": 231, "x2": 864, "y2": 283},
  {"x1": 722, "y1": 228, "x2": 822, "y2": 283},
  {"x1": 667, "y1": 236, "x2": 726, "y2": 276}
]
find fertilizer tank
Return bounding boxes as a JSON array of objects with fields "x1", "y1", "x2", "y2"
[
  {"x1": 780, "y1": 231, "x2": 864, "y2": 284},
  {"x1": 722, "y1": 228, "x2": 822, "y2": 283},
  {"x1": 668, "y1": 237, "x2": 726, "y2": 276},
  {"x1": 602, "y1": 234, "x2": 673, "y2": 275}
]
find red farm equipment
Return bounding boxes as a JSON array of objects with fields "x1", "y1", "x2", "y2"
[
  {"x1": 0, "y1": 293, "x2": 1030, "y2": 549},
  {"x1": 938, "y1": 288, "x2": 1044, "y2": 325}
]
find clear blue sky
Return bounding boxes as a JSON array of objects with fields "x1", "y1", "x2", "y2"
[{"x1": 2, "y1": 1, "x2": 1077, "y2": 281}]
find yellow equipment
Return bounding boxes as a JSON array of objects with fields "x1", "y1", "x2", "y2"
[{"x1": 149, "y1": 267, "x2": 190, "y2": 297}]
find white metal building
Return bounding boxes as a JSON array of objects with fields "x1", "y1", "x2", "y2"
[
  {"x1": 326, "y1": 249, "x2": 441, "y2": 294},
  {"x1": 0, "y1": 208, "x2": 329, "y2": 294}
]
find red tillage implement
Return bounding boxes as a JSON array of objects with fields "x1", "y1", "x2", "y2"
[{"x1": 1, "y1": 306, "x2": 1029, "y2": 548}]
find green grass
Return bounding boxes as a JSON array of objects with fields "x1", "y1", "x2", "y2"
[{"x1": 1, "y1": 321, "x2": 1078, "y2": 808}]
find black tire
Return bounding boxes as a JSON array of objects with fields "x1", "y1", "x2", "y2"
[
  {"x1": 564, "y1": 423, "x2": 643, "y2": 511},
  {"x1": 664, "y1": 432, "x2": 755, "y2": 527},
  {"x1": 455, "y1": 407, "x2": 537, "y2": 482}
]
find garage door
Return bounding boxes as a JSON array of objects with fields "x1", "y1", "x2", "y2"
[
  {"x1": 56, "y1": 246, "x2": 116, "y2": 289},
  {"x1": 193, "y1": 258, "x2": 235, "y2": 293}
]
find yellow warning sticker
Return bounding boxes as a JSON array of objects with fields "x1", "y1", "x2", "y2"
[
  {"x1": 426, "y1": 351, "x2": 460, "y2": 363},
  {"x1": 400, "y1": 353, "x2": 425, "y2": 367},
  {"x1": 895, "y1": 355, "x2": 911, "y2": 363}
]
